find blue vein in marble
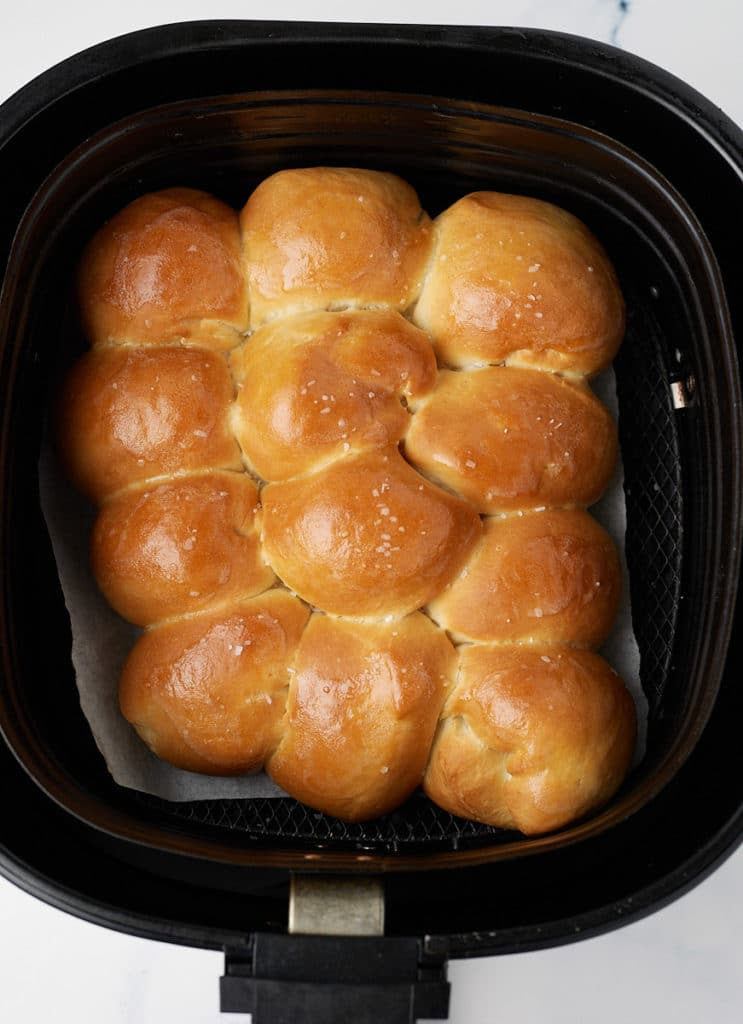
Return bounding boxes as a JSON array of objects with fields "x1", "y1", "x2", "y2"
[{"x1": 611, "y1": 0, "x2": 631, "y2": 46}]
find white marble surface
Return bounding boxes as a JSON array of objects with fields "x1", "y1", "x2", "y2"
[{"x1": 1, "y1": 2, "x2": 742, "y2": 1021}]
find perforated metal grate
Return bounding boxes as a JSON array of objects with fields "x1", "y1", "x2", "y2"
[
  {"x1": 150, "y1": 790, "x2": 506, "y2": 850},
  {"x1": 613, "y1": 313, "x2": 682, "y2": 714},
  {"x1": 139, "y1": 314, "x2": 682, "y2": 852}
]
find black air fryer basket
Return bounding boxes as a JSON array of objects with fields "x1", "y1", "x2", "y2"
[{"x1": 1, "y1": 22, "x2": 742, "y2": 1023}]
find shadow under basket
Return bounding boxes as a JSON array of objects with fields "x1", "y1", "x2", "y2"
[{"x1": 0, "y1": 22, "x2": 742, "y2": 1024}]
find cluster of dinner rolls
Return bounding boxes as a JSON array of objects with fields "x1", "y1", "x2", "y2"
[{"x1": 57, "y1": 168, "x2": 637, "y2": 836}]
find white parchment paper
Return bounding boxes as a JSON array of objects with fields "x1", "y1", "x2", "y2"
[
  {"x1": 39, "y1": 365, "x2": 645, "y2": 800},
  {"x1": 592, "y1": 370, "x2": 646, "y2": 763}
]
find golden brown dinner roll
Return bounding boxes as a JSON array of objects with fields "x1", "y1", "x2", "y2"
[
  {"x1": 78, "y1": 188, "x2": 249, "y2": 348},
  {"x1": 424, "y1": 645, "x2": 636, "y2": 835},
  {"x1": 267, "y1": 613, "x2": 456, "y2": 820},
  {"x1": 412, "y1": 192, "x2": 625, "y2": 376},
  {"x1": 56, "y1": 344, "x2": 242, "y2": 502},
  {"x1": 241, "y1": 168, "x2": 433, "y2": 326},
  {"x1": 230, "y1": 309, "x2": 436, "y2": 480},
  {"x1": 119, "y1": 591, "x2": 310, "y2": 775},
  {"x1": 261, "y1": 447, "x2": 481, "y2": 617},
  {"x1": 91, "y1": 471, "x2": 273, "y2": 626},
  {"x1": 427, "y1": 509, "x2": 621, "y2": 646},
  {"x1": 404, "y1": 366, "x2": 617, "y2": 513}
]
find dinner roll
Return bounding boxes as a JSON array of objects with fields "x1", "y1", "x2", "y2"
[
  {"x1": 424, "y1": 645, "x2": 636, "y2": 835},
  {"x1": 241, "y1": 167, "x2": 433, "y2": 326},
  {"x1": 267, "y1": 613, "x2": 456, "y2": 820},
  {"x1": 119, "y1": 591, "x2": 309, "y2": 775},
  {"x1": 261, "y1": 447, "x2": 482, "y2": 618},
  {"x1": 56, "y1": 344, "x2": 242, "y2": 502},
  {"x1": 230, "y1": 309, "x2": 436, "y2": 480},
  {"x1": 78, "y1": 188, "x2": 249, "y2": 348},
  {"x1": 412, "y1": 192, "x2": 625, "y2": 375},
  {"x1": 404, "y1": 366, "x2": 617, "y2": 513},
  {"x1": 427, "y1": 508, "x2": 621, "y2": 646},
  {"x1": 91, "y1": 472, "x2": 273, "y2": 626}
]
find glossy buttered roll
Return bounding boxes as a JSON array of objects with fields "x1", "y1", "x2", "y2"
[
  {"x1": 412, "y1": 191, "x2": 625, "y2": 375},
  {"x1": 78, "y1": 188, "x2": 249, "y2": 349},
  {"x1": 241, "y1": 167, "x2": 434, "y2": 326},
  {"x1": 58, "y1": 168, "x2": 636, "y2": 835},
  {"x1": 423, "y1": 645, "x2": 636, "y2": 835}
]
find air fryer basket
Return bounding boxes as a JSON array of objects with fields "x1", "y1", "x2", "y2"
[
  {"x1": 0, "y1": 87, "x2": 732, "y2": 867},
  {"x1": 1, "y1": 24, "x2": 742, "y2": 1011}
]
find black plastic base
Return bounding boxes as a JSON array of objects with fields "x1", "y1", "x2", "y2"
[{"x1": 221, "y1": 934, "x2": 449, "y2": 1023}]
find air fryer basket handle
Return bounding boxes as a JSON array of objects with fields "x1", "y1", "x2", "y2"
[{"x1": 220, "y1": 934, "x2": 450, "y2": 1023}]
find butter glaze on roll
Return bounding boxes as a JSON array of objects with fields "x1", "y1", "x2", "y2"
[
  {"x1": 424, "y1": 646, "x2": 637, "y2": 835},
  {"x1": 119, "y1": 591, "x2": 310, "y2": 775},
  {"x1": 91, "y1": 472, "x2": 273, "y2": 626},
  {"x1": 412, "y1": 192, "x2": 625, "y2": 376},
  {"x1": 230, "y1": 309, "x2": 436, "y2": 480},
  {"x1": 427, "y1": 509, "x2": 621, "y2": 646},
  {"x1": 261, "y1": 447, "x2": 482, "y2": 618},
  {"x1": 58, "y1": 168, "x2": 637, "y2": 836},
  {"x1": 241, "y1": 167, "x2": 433, "y2": 326},
  {"x1": 57, "y1": 345, "x2": 242, "y2": 502},
  {"x1": 78, "y1": 188, "x2": 249, "y2": 349},
  {"x1": 267, "y1": 613, "x2": 456, "y2": 821},
  {"x1": 404, "y1": 366, "x2": 617, "y2": 513}
]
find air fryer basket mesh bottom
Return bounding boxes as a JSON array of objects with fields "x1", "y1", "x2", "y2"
[{"x1": 135, "y1": 298, "x2": 681, "y2": 851}]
